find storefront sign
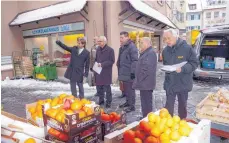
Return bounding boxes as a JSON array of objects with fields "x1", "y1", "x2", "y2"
[{"x1": 23, "y1": 22, "x2": 84, "y2": 37}]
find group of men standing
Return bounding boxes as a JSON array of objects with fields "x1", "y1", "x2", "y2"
[{"x1": 55, "y1": 29, "x2": 198, "y2": 119}]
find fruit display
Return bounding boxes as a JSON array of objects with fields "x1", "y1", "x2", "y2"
[
  {"x1": 26, "y1": 94, "x2": 68, "y2": 127},
  {"x1": 24, "y1": 138, "x2": 36, "y2": 143},
  {"x1": 196, "y1": 89, "x2": 229, "y2": 124},
  {"x1": 208, "y1": 88, "x2": 229, "y2": 104},
  {"x1": 101, "y1": 111, "x2": 126, "y2": 140},
  {"x1": 123, "y1": 108, "x2": 193, "y2": 143}
]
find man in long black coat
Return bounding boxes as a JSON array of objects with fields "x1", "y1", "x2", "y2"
[
  {"x1": 133, "y1": 37, "x2": 157, "y2": 117},
  {"x1": 95, "y1": 36, "x2": 115, "y2": 108},
  {"x1": 56, "y1": 38, "x2": 90, "y2": 99}
]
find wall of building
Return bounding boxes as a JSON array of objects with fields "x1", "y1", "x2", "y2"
[
  {"x1": 143, "y1": 0, "x2": 167, "y2": 16},
  {"x1": 1, "y1": 1, "x2": 24, "y2": 56},
  {"x1": 186, "y1": 12, "x2": 202, "y2": 31},
  {"x1": 226, "y1": 2, "x2": 229, "y2": 24},
  {"x1": 202, "y1": 8, "x2": 226, "y2": 28}
]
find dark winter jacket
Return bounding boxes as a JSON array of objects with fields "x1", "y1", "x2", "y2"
[
  {"x1": 133, "y1": 47, "x2": 157, "y2": 90},
  {"x1": 95, "y1": 45, "x2": 115, "y2": 85},
  {"x1": 56, "y1": 41, "x2": 90, "y2": 82},
  {"x1": 117, "y1": 40, "x2": 138, "y2": 82},
  {"x1": 162, "y1": 38, "x2": 198, "y2": 94}
]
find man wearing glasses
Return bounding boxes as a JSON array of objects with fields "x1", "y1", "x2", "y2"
[
  {"x1": 162, "y1": 29, "x2": 198, "y2": 119},
  {"x1": 95, "y1": 36, "x2": 115, "y2": 108}
]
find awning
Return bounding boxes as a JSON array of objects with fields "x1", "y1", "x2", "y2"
[
  {"x1": 127, "y1": 0, "x2": 176, "y2": 29},
  {"x1": 9, "y1": 0, "x2": 87, "y2": 26}
]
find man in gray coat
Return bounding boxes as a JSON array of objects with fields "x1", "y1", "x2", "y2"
[
  {"x1": 117, "y1": 31, "x2": 138, "y2": 113},
  {"x1": 133, "y1": 37, "x2": 157, "y2": 117},
  {"x1": 95, "y1": 36, "x2": 115, "y2": 108},
  {"x1": 56, "y1": 38, "x2": 90, "y2": 99},
  {"x1": 162, "y1": 29, "x2": 198, "y2": 119}
]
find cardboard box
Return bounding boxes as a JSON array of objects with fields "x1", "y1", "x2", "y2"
[
  {"x1": 104, "y1": 111, "x2": 211, "y2": 143},
  {"x1": 46, "y1": 123, "x2": 102, "y2": 143},
  {"x1": 43, "y1": 105, "x2": 101, "y2": 136},
  {"x1": 25, "y1": 102, "x2": 45, "y2": 127},
  {"x1": 101, "y1": 113, "x2": 126, "y2": 141}
]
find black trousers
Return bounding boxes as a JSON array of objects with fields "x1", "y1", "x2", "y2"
[
  {"x1": 165, "y1": 91, "x2": 188, "y2": 119},
  {"x1": 140, "y1": 90, "x2": 153, "y2": 117},
  {"x1": 123, "y1": 81, "x2": 136, "y2": 108},
  {"x1": 70, "y1": 81, "x2": 84, "y2": 99},
  {"x1": 97, "y1": 85, "x2": 112, "y2": 104}
]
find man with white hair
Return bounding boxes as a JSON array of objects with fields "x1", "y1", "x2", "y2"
[
  {"x1": 95, "y1": 36, "x2": 115, "y2": 108},
  {"x1": 133, "y1": 37, "x2": 157, "y2": 117},
  {"x1": 162, "y1": 29, "x2": 198, "y2": 119}
]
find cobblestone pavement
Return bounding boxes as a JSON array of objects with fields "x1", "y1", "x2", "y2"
[{"x1": 1, "y1": 63, "x2": 229, "y2": 143}]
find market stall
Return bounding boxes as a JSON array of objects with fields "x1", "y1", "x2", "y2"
[
  {"x1": 196, "y1": 88, "x2": 229, "y2": 139},
  {"x1": 3, "y1": 89, "x2": 229, "y2": 143}
]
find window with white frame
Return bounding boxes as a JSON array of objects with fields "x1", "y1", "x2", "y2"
[
  {"x1": 222, "y1": 13, "x2": 226, "y2": 17},
  {"x1": 189, "y1": 4, "x2": 196, "y2": 10},
  {"x1": 206, "y1": 12, "x2": 211, "y2": 18},
  {"x1": 214, "y1": 11, "x2": 219, "y2": 18}
]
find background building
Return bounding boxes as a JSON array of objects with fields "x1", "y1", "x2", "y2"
[
  {"x1": 202, "y1": 0, "x2": 227, "y2": 28},
  {"x1": 226, "y1": 1, "x2": 229, "y2": 24},
  {"x1": 169, "y1": 0, "x2": 186, "y2": 35},
  {"x1": 1, "y1": 0, "x2": 176, "y2": 81},
  {"x1": 186, "y1": 0, "x2": 203, "y2": 31}
]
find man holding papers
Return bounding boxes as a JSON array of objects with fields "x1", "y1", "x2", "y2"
[
  {"x1": 95, "y1": 36, "x2": 115, "y2": 108},
  {"x1": 162, "y1": 29, "x2": 198, "y2": 119}
]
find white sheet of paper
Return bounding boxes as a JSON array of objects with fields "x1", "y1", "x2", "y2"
[
  {"x1": 161, "y1": 61, "x2": 187, "y2": 72},
  {"x1": 93, "y1": 62, "x2": 102, "y2": 74}
]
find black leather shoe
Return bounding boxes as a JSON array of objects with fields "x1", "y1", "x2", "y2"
[
  {"x1": 105, "y1": 103, "x2": 111, "y2": 108},
  {"x1": 119, "y1": 102, "x2": 129, "y2": 108},
  {"x1": 119, "y1": 93, "x2": 126, "y2": 98},
  {"x1": 124, "y1": 106, "x2": 135, "y2": 113}
]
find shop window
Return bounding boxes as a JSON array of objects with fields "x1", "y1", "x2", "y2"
[{"x1": 52, "y1": 33, "x2": 84, "y2": 67}]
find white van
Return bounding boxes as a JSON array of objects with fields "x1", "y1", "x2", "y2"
[{"x1": 193, "y1": 25, "x2": 229, "y2": 79}]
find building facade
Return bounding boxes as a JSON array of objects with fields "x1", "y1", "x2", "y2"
[
  {"x1": 186, "y1": 0, "x2": 203, "y2": 31},
  {"x1": 1, "y1": 0, "x2": 175, "y2": 81},
  {"x1": 226, "y1": 1, "x2": 229, "y2": 24},
  {"x1": 169, "y1": 0, "x2": 186, "y2": 35},
  {"x1": 202, "y1": 0, "x2": 227, "y2": 28}
]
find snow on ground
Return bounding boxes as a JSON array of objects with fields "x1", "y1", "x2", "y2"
[{"x1": 1, "y1": 79, "x2": 121, "y2": 97}]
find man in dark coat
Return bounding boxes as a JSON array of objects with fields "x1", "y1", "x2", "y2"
[
  {"x1": 95, "y1": 36, "x2": 115, "y2": 108},
  {"x1": 117, "y1": 31, "x2": 138, "y2": 113},
  {"x1": 133, "y1": 37, "x2": 157, "y2": 117},
  {"x1": 56, "y1": 38, "x2": 90, "y2": 99},
  {"x1": 162, "y1": 29, "x2": 198, "y2": 119}
]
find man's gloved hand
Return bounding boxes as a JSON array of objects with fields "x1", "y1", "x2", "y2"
[{"x1": 131, "y1": 73, "x2": 135, "y2": 80}]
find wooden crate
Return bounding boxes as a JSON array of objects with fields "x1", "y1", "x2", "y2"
[{"x1": 196, "y1": 96, "x2": 229, "y2": 124}]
